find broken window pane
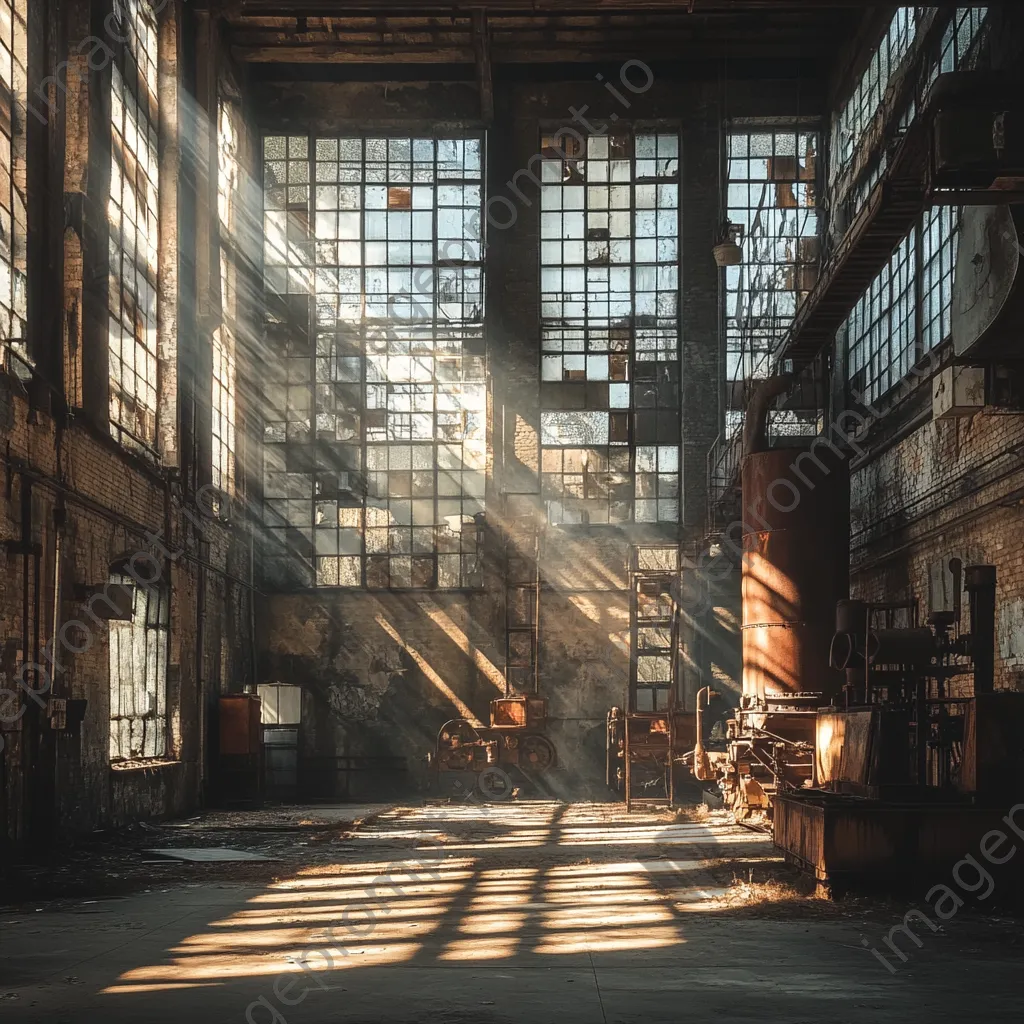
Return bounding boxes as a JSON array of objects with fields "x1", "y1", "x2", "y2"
[
  {"x1": 109, "y1": 572, "x2": 169, "y2": 761},
  {"x1": 725, "y1": 129, "x2": 820, "y2": 440}
]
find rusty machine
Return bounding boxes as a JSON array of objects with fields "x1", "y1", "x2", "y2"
[
  {"x1": 606, "y1": 546, "x2": 697, "y2": 810},
  {"x1": 431, "y1": 695, "x2": 558, "y2": 795},
  {"x1": 819, "y1": 561, "x2": 999, "y2": 797}
]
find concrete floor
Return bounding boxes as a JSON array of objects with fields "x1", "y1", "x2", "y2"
[{"x1": 1, "y1": 801, "x2": 1020, "y2": 1023}]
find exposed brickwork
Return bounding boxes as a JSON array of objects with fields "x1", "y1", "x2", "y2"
[
  {"x1": 0, "y1": 388, "x2": 254, "y2": 844},
  {"x1": 852, "y1": 410, "x2": 1024, "y2": 691}
]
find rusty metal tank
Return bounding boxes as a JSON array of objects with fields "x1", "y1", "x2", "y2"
[{"x1": 741, "y1": 444, "x2": 849, "y2": 700}]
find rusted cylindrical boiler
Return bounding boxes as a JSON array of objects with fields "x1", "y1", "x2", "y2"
[{"x1": 741, "y1": 445, "x2": 850, "y2": 700}]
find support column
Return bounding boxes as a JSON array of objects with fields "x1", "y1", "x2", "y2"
[
  {"x1": 72, "y1": 0, "x2": 113, "y2": 432},
  {"x1": 157, "y1": 0, "x2": 180, "y2": 466},
  {"x1": 680, "y1": 92, "x2": 722, "y2": 543}
]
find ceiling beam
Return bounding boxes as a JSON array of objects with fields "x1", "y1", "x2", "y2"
[{"x1": 233, "y1": 42, "x2": 828, "y2": 61}]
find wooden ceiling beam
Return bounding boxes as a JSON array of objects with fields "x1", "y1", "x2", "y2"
[{"x1": 233, "y1": 41, "x2": 826, "y2": 61}]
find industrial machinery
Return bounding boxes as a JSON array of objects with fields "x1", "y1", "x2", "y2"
[
  {"x1": 821, "y1": 560, "x2": 996, "y2": 795},
  {"x1": 773, "y1": 562, "x2": 1024, "y2": 892},
  {"x1": 217, "y1": 693, "x2": 264, "y2": 805},
  {"x1": 606, "y1": 545, "x2": 697, "y2": 810},
  {"x1": 431, "y1": 695, "x2": 557, "y2": 794}
]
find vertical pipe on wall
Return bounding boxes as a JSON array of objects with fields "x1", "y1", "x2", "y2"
[{"x1": 966, "y1": 565, "x2": 996, "y2": 695}]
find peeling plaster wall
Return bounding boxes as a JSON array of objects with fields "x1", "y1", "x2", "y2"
[{"x1": 259, "y1": 591, "x2": 505, "y2": 798}]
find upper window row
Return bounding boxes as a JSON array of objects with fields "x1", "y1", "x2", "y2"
[{"x1": 830, "y1": 7, "x2": 917, "y2": 185}]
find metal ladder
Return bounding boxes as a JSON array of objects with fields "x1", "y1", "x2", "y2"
[
  {"x1": 502, "y1": 492, "x2": 541, "y2": 696},
  {"x1": 623, "y1": 545, "x2": 682, "y2": 810}
]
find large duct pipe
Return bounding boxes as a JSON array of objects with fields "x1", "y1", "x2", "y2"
[
  {"x1": 742, "y1": 374, "x2": 794, "y2": 456},
  {"x1": 739, "y1": 376, "x2": 850, "y2": 701}
]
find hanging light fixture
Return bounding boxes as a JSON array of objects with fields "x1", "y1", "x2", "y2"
[
  {"x1": 713, "y1": 222, "x2": 744, "y2": 267},
  {"x1": 712, "y1": 53, "x2": 743, "y2": 268}
]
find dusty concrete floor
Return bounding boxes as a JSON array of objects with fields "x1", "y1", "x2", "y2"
[{"x1": 1, "y1": 801, "x2": 1021, "y2": 1023}]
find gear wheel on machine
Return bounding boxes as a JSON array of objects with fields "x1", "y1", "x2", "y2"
[{"x1": 520, "y1": 734, "x2": 556, "y2": 771}]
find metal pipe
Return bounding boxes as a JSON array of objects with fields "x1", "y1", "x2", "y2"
[
  {"x1": 965, "y1": 564, "x2": 997, "y2": 695},
  {"x1": 742, "y1": 374, "x2": 793, "y2": 457},
  {"x1": 692, "y1": 685, "x2": 718, "y2": 781}
]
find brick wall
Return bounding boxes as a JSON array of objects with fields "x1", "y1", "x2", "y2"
[
  {"x1": 851, "y1": 407, "x2": 1024, "y2": 691},
  {"x1": 0, "y1": 382, "x2": 254, "y2": 846}
]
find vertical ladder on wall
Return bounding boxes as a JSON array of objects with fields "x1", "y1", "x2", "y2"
[
  {"x1": 502, "y1": 493, "x2": 541, "y2": 696},
  {"x1": 623, "y1": 545, "x2": 682, "y2": 811}
]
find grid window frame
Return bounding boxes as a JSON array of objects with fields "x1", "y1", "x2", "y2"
[
  {"x1": 842, "y1": 8, "x2": 990, "y2": 404},
  {"x1": 831, "y1": 7, "x2": 918, "y2": 187},
  {"x1": 920, "y1": 204, "x2": 959, "y2": 355},
  {"x1": 0, "y1": 0, "x2": 27, "y2": 379},
  {"x1": 939, "y1": 7, "x2": 989, "y2": 74},
  {"x1": 108, "y1": 0, "x2": 161, "y2": 453},
  {"x1": 262, "y1": 133, "x2": 486, "y2": 591},
  {"x1": 725, "y1": 129, "x2": 819, "y2": 388},
  {"x1": 539, "y1": 128, "x2": 681, "y2": 528},
  {"x1": 845, "y1": 228, "x2": 917, "y2": 405}
]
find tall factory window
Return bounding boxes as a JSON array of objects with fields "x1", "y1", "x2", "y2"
[
  {"x1": 263, "y1": 135, "x2": 312, "y2": 295},
  {"x1": 214, "y1": 98, "x2": 239, "y2": 496},
  {"x1": 109, "y1": 0, "x2": 160, "y2": 451},
  {"x1": 845, "y1": 228, "x2": 916, "y2": 404},
  {"x1": 262, "y1": 135, "x2": 485, "y2": 589},
  {"x1": 939, "y1": 7, "x2": 989, "y2": 72},
  {"x1": 920, "y1": 206, "x2": 958, "y2": 354},
  {"x1": 915, "y1": 7, "x2": 989, "y2": 355},
  {"x1": 0, "y1": 0, "x2": 27, "y2": 378},
  {"x1": 109, "y1": 575, "x2": 170, "y2": 762},
  {"x1": 830, "y1": 7, "x2": 916, "y2": 184},
  {"x1": 842, "y1": 7, "x2": 991, "y2": 401},
  {"x1": 725, "y1": 129, "x2": 819, "y2": 435},
  {"x1": 539, "y1": 130, "x2": 680, "y2": 526}
]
